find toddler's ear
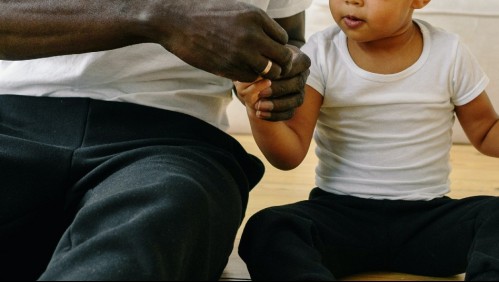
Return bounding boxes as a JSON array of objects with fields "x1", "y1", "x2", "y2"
[{"x1": 412, "y1": 0, "x2": 431, "y2": 9}]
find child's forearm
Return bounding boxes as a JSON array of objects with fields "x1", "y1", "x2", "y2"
[
  {"x1": 239, "y1": 84, "x2": 322, "y2": 170},
  {"x1": 247, "y1": 109, "x2": 310, "y2": 170}
]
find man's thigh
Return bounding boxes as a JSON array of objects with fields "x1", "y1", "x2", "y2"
[
  {"x1": 0, "y1": 135, "x2": 73, "y2": 281},
  {"x1": 41, "y1": 145, "x2": 246, "y2": 281}
]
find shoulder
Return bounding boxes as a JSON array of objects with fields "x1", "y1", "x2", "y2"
[
  {"x1": 303, "y1": 25, "x2": 342, "y2": 57},
  {"x1": 414, "y1": 18, "x2": 464, "y2": 66},
  {"x1": 302, "y1": 26, "x2": 343, "y2": 97},
  {"x1": 415, "y1": 19, "x2": 460, "y2": 46},
  {"x1": 308, "y1": 25, "x2": 342, "y2": 43}
]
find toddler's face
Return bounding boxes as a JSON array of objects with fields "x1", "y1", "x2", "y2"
[{"x1": 329, "y1": 0, "x2": 418, "y2": 43}]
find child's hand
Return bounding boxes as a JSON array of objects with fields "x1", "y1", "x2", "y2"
[{"x1": 234, "y1": 79, "x2": 273, "y2": 119}]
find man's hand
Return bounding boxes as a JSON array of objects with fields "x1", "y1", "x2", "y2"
[
  {"x1": 239, "y1": 45, "x2": 311, "y2": 121},
  {"x1": 148, "y1": 1, "x2": 295, "y2": 82}
]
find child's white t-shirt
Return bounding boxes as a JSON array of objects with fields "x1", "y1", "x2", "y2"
[
  {"x1": 302, "y1": 19, "x2": 489, "y2": 201},
  {"x1": 0, "y1": 0, "x2": 312, "y2": 131}
]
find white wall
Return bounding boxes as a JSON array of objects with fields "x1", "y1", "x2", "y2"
[{"x1": 227, "y1": 0, "x2": 499, "y2": 144}]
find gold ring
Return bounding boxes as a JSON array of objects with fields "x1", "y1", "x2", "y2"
[{"x1": 260, "y1": 60, "x2": 273, "y2": 76}]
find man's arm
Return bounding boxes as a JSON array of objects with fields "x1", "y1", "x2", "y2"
[{"x1": 0, "y1": 0, "x2": 293, "y2": 82}]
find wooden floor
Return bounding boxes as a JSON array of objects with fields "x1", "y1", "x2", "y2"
[{"x1": 221, "y1": 135, "x2": 499, "y2": 281}]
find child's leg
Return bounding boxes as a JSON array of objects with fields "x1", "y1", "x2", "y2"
[
  {"x1": 386, "y1": 196, "x2": 499, "y2": 280},
  {"x1": 240, "y1": 190, "x2": 499, "y2": 281},
  {"x1": 239, "y1": 189, "x2": 393, "y2": 281},
  {"x1": 466, "y1": 198, "x2": 499, "y2": 280}
]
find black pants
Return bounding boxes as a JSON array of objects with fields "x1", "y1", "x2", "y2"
[
  {"x1": 0, "y1": 95, "x2": 264, "y2": 281},
  {"x1": 239, "y1": 188, "x2": 499, "y2": 281}
]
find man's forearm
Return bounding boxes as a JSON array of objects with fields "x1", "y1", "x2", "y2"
[
  {"x1": 0, "y1": 0, "x2": 293, "y2": 82},
  {"x1": 0, "y1": 0, "x2": 157, "y2": 60}
]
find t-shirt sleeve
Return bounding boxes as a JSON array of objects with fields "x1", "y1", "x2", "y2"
[
  {"x1": 451, "y1": 41, "x2": 490, "y2": 106},
  {"x1": 301, "y1": 32, "x2": 327, "y2": 96},
  {"x1": 266, "y1": 0, "x2": 313, "y2": 18}
]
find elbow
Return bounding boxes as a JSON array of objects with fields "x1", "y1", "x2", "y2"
[
  {"x1": 0, "y1": 39, "x2": 20, "y2": 60},
  {"x1": 0, "y1": 46, "x2": 29, "y2": 61},
  {"x1": 274, "y1": 163, "x2": 300, "y2": 171},
  {"x1": 263, "y1": 142, "x2": 311, "y2": 171},
  {"x1": 269, "y1": 155, "x2": 305, "y2": 171},
  {"x1": 473, "y1": 120, "x2": 499, "y2": 157},
  {"x1": 0, "y1": 46, "x2": 7, "y2": 60},
  {"x1": 476, "y1": 144, "x2": 499, "y2": 158}
]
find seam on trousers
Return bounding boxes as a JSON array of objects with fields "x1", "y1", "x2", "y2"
[{"x1": 67, "y1": 99, "x2": 91, "y2": 183}]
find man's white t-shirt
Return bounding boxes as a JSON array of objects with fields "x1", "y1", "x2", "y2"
[
  {"x1": 0, "y1": 0, "x2": 312, "y2": 130},
  {"x1": 302, "y1": 19, "x2": 489, "y2": 201}
]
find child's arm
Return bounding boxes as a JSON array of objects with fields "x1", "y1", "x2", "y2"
[
  {"x1": 456, "y1": 91, "x2": 499, "y2": 157},
  {"x1": 236, "y1": 80, "x2": 323, "y2": 170}
]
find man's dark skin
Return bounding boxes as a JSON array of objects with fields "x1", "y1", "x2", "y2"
[
  {"x1": 0, "y1": 1, "x2": 310, "y2": 279},
  {"x1": 0, "y1": 0, "x2": 310, "y2": 121}
]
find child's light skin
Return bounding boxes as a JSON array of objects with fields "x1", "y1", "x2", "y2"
[
  {"x1": 235, "y1": 0, "x2": 499, "y2": 171},
  {"x1": 236, "y1": 79, "x2": 273, "y2": 119}
]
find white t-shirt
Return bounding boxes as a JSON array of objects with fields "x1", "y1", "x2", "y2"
[
  {"x1": 0, "y1": 0, "x2": 312, "y2": 130},
  {"x1": 302, "y1": 19, "x2": 489, "y2": 201}
]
